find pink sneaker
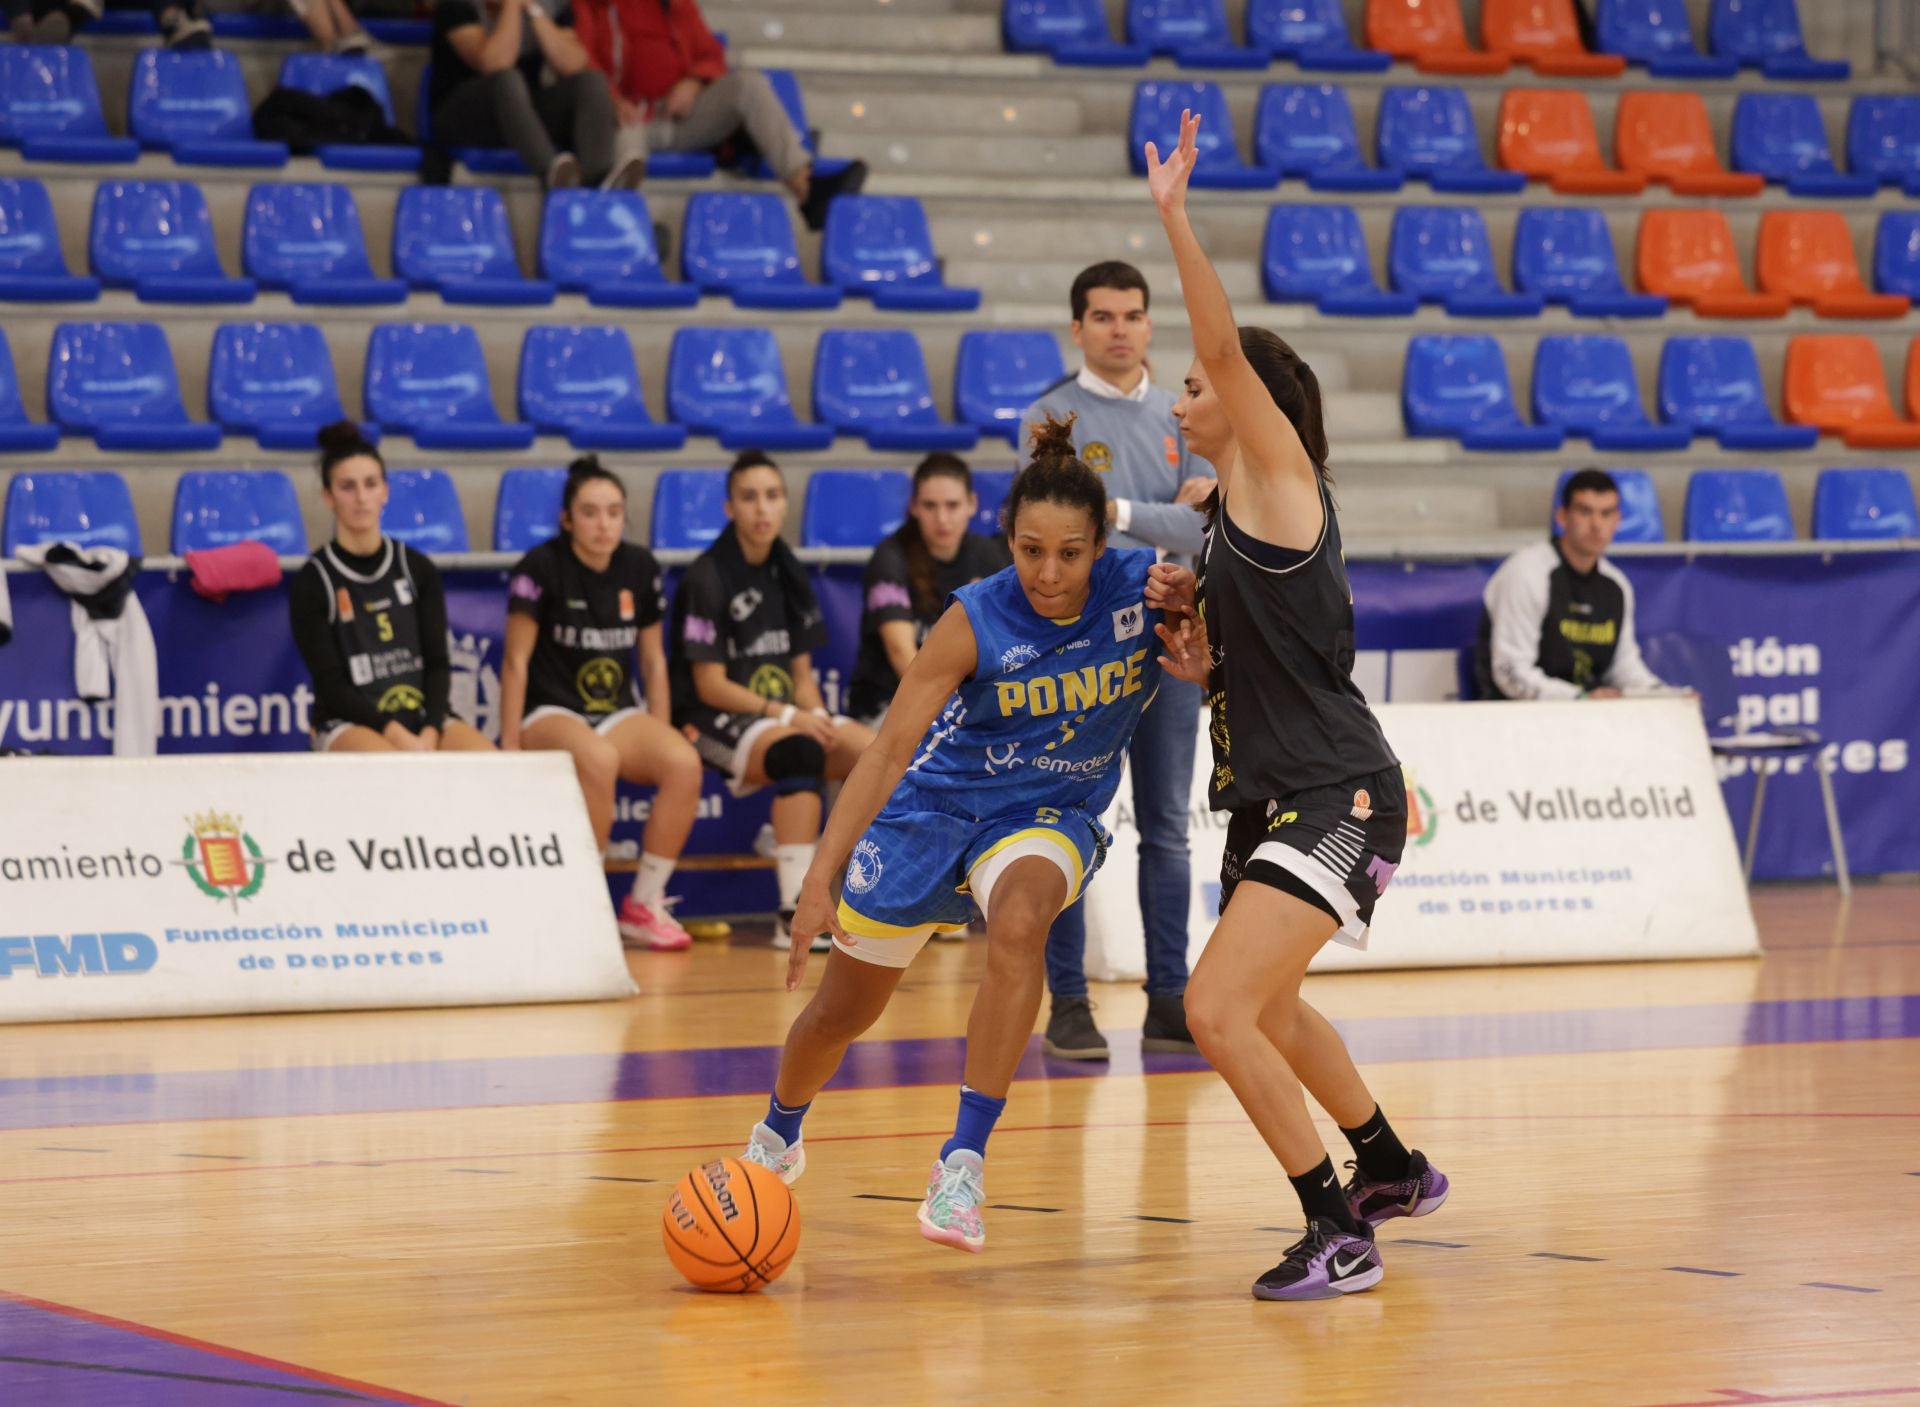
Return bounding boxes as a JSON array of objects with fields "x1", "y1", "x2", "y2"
[{"x1": 617, "y1": 896, "x2": 691, "y2": 951}]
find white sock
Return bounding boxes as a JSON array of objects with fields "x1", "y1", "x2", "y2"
[
  {"x1": 630, "y1": 852, "x2": 674, "y2": 909},
  {"x1": 774, "y1": 843, "x2": 814, "y2": 912}
]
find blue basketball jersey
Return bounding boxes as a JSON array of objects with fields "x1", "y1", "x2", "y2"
[{"x1": 896, "y1": 547, "x2": 1160, "y2": 818}]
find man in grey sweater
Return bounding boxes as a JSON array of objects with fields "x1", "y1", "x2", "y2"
[{"x1": 1019, "y1": 261, "x2": 1213, "y2": 1061}]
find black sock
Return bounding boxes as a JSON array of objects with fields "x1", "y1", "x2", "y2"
[
  {"x1": 1288, "y1": 1155, "x2": 1362, "y2": 1235},
  {"x1": 1341, "y1": 1104, "x2": 1414, "y2": 1183}
]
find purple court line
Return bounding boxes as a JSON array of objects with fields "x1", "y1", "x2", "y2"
[{"x1": 0, "y1": 992, "x2": 1915, "y2": 1134}]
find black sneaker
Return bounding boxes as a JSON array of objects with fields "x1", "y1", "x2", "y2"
[
  {"x1": 160, "y1": 9, "x2": 213, "y2": 48},
  {"x1": 799, "y1": 158, "x2": 868, "y2": 232},
  {"x1": 1042, "y1": 996, "x2": 1108, "y2": 1060},
  {"x1": 1252, "y1": 1218, "x2": 1382, "y2": 1301},
  {"x1": 1141, "y1": 991, "x2": 1199, "y2": 1054}
]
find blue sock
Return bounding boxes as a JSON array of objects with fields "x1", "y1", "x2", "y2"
[
  {"x1": 939, "y1": 1086, "x2": 1007, "y2": 1162},
  {"x1": 764, "y1": 1095, "x2": 810, "y2": 1146}
]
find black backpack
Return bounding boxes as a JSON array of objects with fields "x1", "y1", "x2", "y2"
[{"x1": 252, "y1": 85, "x2": 414, "y2": 155}]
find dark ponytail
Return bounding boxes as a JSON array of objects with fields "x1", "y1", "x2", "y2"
[
  {"x1": 1002, "y1": 413, "x2": 1107, "y2": 539},
  {"x1": 317, "y1": 419, "x2": 382, "y2": 490},
  {"x1": 897, "y1": 452, "x2": 973, "y2": 619}
]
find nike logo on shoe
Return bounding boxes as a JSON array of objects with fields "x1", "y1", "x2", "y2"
[{"x1": 1332, "y1": 1253, "x2": 1370, "y2": 1277}]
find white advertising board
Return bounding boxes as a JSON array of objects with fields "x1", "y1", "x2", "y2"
[
  {"x1": 1086, "y1": 699, "x2": 1760, "y2": 977},
  {"x1": 0, "y1": 753, "x2": 635, "y2": 1023}
]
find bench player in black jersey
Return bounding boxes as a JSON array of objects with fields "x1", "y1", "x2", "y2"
[
  {"x1": 500, "y1": 457, "x2": 704, "y2": 951},
  {"x1": 1144, "y1": 112, "x2": 1449, "y2": 1302},
  {"x1": 669, "y1": 453, "x2": 876, "y2": 952},
  {"x1": 289, "y1": 423, "x2": 494, "y2": 757}
]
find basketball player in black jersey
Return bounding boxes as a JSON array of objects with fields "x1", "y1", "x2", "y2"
[
  {"x1": 501, "y1": 457, "x2": 704, "y2": 952},
  {"x1": 1143, "y1": 112, "x2": 1448, "y2": 1301},
  {"x1": 669, "y1": 453, "x2": 875, "y2": 952},
  {"x1": 289, "y1": 423, "x2": 493, "y2": 756}
]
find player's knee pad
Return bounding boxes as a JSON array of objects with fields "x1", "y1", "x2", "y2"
[{"x1": 764, "y1": 733, "x2": 826, "y2": 796}]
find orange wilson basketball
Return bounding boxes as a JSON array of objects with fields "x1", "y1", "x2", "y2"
[{"x1": 662, "y1": 1157, "x2": 801, "y2": 1293}]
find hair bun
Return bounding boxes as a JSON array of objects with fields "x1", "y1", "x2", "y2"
[
  {"x1": 1026, "y1": 411, "x2": 1079, "y2": 462},
  {"x1": 566, "y1": 453, "x2": 603, "y2": 479},
  {"x1": 315, "y1": 419, "x2": 366, "y2": 456}
]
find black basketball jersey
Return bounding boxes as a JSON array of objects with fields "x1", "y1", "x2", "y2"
[
  {"x1": 306, "y1": 539, "x2": 430, "y2": 728},
  {"x1": 1198, "y1": 479, "x2": 1397, "y2": 807},
  {"x1": 671, "y1": 547, "x2": 828, "y2": 719},
  {"x1": 507, "y1": 537, "x2": 666, "y2": 717}
]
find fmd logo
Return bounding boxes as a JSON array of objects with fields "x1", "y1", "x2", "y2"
[{"x1": 0, "y1": 932, "x2": 157, "y2": 978}]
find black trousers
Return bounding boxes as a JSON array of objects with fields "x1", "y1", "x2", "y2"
[{"x1": 431, "y1": 68, "x2": 616, "y2": 185}]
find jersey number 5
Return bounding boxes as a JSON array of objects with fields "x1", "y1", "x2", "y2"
[
  {"x1": 375, "y1": 611, "x2": 393, "y2": 643},
  {"x1": 1035, "y1": 806, "x2": 1062, "y2": 826}
]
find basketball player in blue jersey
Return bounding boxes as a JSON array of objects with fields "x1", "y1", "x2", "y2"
[
  {"x1": 1145, "y1": 111, "x2": 1448, "y2": 1302},
  {"x1": 738, "y1": 416, "x2": 1167, "y2": 1253}
]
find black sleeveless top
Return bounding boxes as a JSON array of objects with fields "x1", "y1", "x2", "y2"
[
  {"x1": 301, "y1": 539, "x2": 431, "y2": 731},
  {"x1": 1197, "y1": 477, "x2": 1397, "y2": 808}
]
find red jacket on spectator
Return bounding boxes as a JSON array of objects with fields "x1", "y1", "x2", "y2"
[{"x1": 575, "y1": 0, "x2": 728, "y2": 117}]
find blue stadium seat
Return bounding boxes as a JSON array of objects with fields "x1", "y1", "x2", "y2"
[
  {"x1": 243, "y1": 183, "x2": 406, "y2": 305},
  {"x1": 1262, "y1": 205, "x2": 1414, "y2": 316},
  {"x1": 1532, "y1": 335, "x2": 1693, "y2": 451},
  {"x1": 170, "y1": 470, "x2": 305, "y2": 555},
  {"x1": 1375, "y1": 87, "x2": 1526, "y2": 194},
  {"x1": 0, "y1": 178, "x2": 100, "y2": 302},
  {"x1": 1551, "y1": 468, "x2": 1667, "y2": 543},
  {"x1": 89, "y1": 181, "x2": 256, "y2": 304},
  {"x1": 1709, "y1": 0, "x2": 1847, "y2": 79},
  {"x1": 666, "y1": 326, "x2": 834, "y2": 451},
  {"x1": 1596, "y1": 0, "x2": 1739, "y2": 75},
  {"x1": 971, "y1": 467, "x2": 1016, "y2": 536},
  {"x1": 813, "y1": 329, "x2": 979, "y2": 453},
  {"x1": 0, "y1": 328, "x2": 59, "y2": 451},
  {"x1": 822, "y1": 197, "x2": 981, "y2": 312},
  {"x1": 2, "y1": 471, "x2": 141, "y2": 556},
  {"x1": 1731, "y1": 94, "x2": 1876, "y2": 197},
  {"x1": 129, "y1": 51, "x2": 289, "y2": 168},
  {"x1": 680, "y1": 193, "x2": 842, "y2": 310},
  {"x1": 381, "y1": 468, "x2": 469, "y2": 553},
  {"x1": 492, "y1": 467, "x2": 567, "y2": 552},
  {"x1": 1003, "y1": 0, "x2": 1151, "y2": 63},
  {"x1": 650, "y1": 469, "x2": 730, "y2": 550},
  {"x1": 1401, "y1": 334, "x2": 1564, "y2": 450},
  {"x1": 1127, "y1": 0, "x2": 1264, "y2": 65},
  {"x1": 800, "y1": 469, "x2": 913, "y2": 548},
  {"x1": 1130, "y1": 83, "x2": 1279, "y2": 188},
  {"x1": 537, "y1": 190, "x2": 699, "y2": 308},
  {"x1": 1684, "y1": 468, "x2": 1794, "y2": 541},
  {"x1": 393, "y1": 186, "x2": 556, "y2": 306},
  {"x1": 363, "y1": 323, "x2": 536, "y2": 451},
  {"x1": 517, "y1": 325, "x2": 686, "y2": 452},
  {"x1": 1811, "y1": 466, "x2": 1918, "y2": 540},
  {"x1": 955, "y1": 330, "x2": 1067, "y2": 446},
  {"x1": 0, "y1": 48, "x2": 138, "y2": 164},
  {"x1": 1657, "y1": 336, "x2": 1819, "y2": 451},
  {"x1": 1512, "y1": 209, "x2": 1667, "y2": 319},
  {"x1": 47, "y1": 321, "x2": 222, "y2": 451},
  {"x1": 1388, "y1": 207, "x2": 1542, "y2": 317},
  {"x1": 208, "y1": 321, "x2": 359, "y2": 451},
  {"x1": 1847, "y1": 97, "x2": 1920, "y2": 194},
  {"x1": 1873, "y1": 213, "x2": 1920, "y2": 300},
  {"x1": 277, "y1": 53, "x2": 422, "y2": 172},
  {"x1": 1253, "y1": 85, "x2": 1401, "y2": 191},
  {"x1": 1246, "y1": 0, "x2": 1390, "y2": 68}
]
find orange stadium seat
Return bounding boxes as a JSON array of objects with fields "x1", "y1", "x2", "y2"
[
  {"x1": 1755, "y1": 211, "x2": 1911, "y2": 319},
  {"x1": 1784, "y1": 335, "x2": 1920, "y2": 448},
  {"x1": 1365, "y1": 0, "x2": 1511, "y2": 72},
  {"x1": 1615, "y1": 92, "x2": 1767, "y2": 196},
  {"x1": 1637, "y1": 210, "x2": 1791, "y2": 318},
  {"x1": 1481, "y1": 0, "x2": 1626, "y2": 73},
  {"x1": 1497, "y1": 89, "x2": 1647, "y2": 194}
]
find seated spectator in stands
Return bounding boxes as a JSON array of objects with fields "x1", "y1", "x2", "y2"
[
  {"x1": 8, "y1": 0, "x2": 209, "y2": 47},
  {"x1": 671, "y1": 452, "x2": 876, "y2": 951},
  {"x1": 289, "y1": 422, "x2": 495, "y2": 754},
  {"x1": 499, "y1": 457, "x2": 703, "y2": 952},
  {"x1": 572, "y1": 0, "x2": 866, "y2": 229},
  {"x1": 847, "y1": 454, "x2": 1011, "y2": 726},
  {"x1": 1478, "y1": 469, "x2": 1673, "y2": 700},
  {"x1": 198, "y1": 0, "x2": 371, "y2": 52},
  {"x1": 430, "y1": 0, "x2": 641, "y2": 191}
]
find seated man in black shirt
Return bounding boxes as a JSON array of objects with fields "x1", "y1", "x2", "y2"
[
  {"x1": 1478, "y1": 469, "x2": 1672, "y2": 700},
  {"x1": 430, "y1": 0, "x2": 639, "y2": 191},
  {"x1": 289, "y1": 423, "x2": 494, "y2": 753}
]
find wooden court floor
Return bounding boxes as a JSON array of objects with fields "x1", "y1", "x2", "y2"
[{"x1": 0, "y1": 884, "x2": 1916, "y2": 1406}]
